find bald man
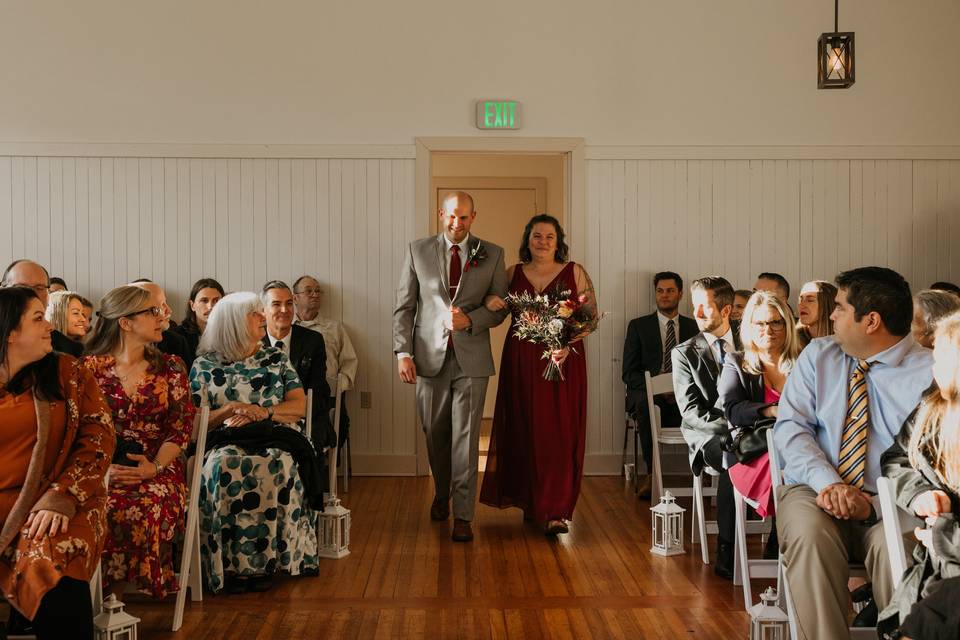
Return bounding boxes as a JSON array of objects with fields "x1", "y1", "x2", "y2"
[
  {"x1": 131, "y1": 279, "x2": 192, "y2": 367},
  {"x1": 393, "y1": 191, "x2": 509, "y2": 542},
  {"x1": 1, "y1": 259, "x2": 82, "y2": 357}
]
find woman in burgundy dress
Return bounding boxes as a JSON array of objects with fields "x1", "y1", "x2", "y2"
[{"x1": 480, "y1": 214, "x2": 598, "y2": 536}]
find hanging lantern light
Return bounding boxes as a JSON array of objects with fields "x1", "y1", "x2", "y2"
[
  {"x1": 818, "y1": 0, "x2": 855, "y2": 88},
  {"x1": 650, "y1": 491, "x2": 685, "y2": 556},
  {"x1": 748, "y1": 587, "x2": 791, "y2": 640}
]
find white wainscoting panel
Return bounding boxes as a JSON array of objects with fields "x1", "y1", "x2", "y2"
[
  {"x1": 0, "y1": 156, "x2": 418, "y2": 472},
  {"x1": 583, "y1": 158, "x2": 960, "y2": 467}
]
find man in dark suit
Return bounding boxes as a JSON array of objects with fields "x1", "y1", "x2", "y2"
[
  {"x1": 671, "y1": 276, "x2": 740, "y2": 579},
  {"x1": 261, "y1": 280, "x2": 334, "y2": 451},
  {"x1": 622, "y1": 271, "x2": 698, "y2": 498},
  {"x1": 2, "y1": 259, "x2": 82, "y2": 357}
]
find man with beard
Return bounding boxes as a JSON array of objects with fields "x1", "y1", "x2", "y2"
[
  {"x1": 671, "y1": 276, "x2": 741, "y2": 579},
  {"x1": 622, "y1": 271, "x2": 697, "y2": 498}
]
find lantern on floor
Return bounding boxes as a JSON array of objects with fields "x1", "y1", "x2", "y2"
[
  {"x1": 748, "y1": 587, "x2": 790, "y2": 640},
  {"x1": 817, "y1": 0, "x2": 855, "y2": 88},
  {"x1": 318, "y1": 495, "x2": 351, "y2": 559},
  {"x1": 93, "y1": 594, "x2": 140, "y2": 640},
  {"x1": 650, "y1": 491, "x2": 685, "y2": 556}
]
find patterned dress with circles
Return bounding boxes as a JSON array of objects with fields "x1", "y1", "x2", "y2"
[{"x1": 189, "y1": 346, "x2": 317, "y2": 592}]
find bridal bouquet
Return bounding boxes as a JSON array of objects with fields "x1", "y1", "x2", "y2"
[{"x1": 507, "y1": 285, "x2": 605, "y2": 381}]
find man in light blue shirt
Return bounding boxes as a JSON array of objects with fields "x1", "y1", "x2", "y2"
[{"x1": 774, "y1": 267, "x2": 932, "y2": 640}]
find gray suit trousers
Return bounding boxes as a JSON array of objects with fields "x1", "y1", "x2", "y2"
[{"x1": 416, "y1": 348, "x2": 488, "y2": 521}]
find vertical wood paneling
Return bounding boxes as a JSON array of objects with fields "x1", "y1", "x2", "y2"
[
  {"x1": 2, "y1": 152, "x2": 955, "y2": 469},
  {"x1": 585, "y1": 156, "x2": 960, "y2": 469}
]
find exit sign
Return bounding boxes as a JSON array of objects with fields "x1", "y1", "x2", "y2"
[{"x1": 476, "y1": 100, "x2": 521, "y2": 130}]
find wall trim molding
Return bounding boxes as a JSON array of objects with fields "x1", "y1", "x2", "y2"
[
  {"x1": 586, "y1": 145, "x2": 960, "y2": 160},
  {"x1": 0, "y1": 143, "x2": 417, "y2": 159}
]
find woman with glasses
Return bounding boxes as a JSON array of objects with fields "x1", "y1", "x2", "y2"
[
  {"x1": 83, "y1": 286, "x2": 195, "y2": 600},
  {"x1": 0, "y1": 286, "x2": 114, "y2": 639},
  {"x1": 718, "y1": 290, "x2": 802, "y2": 555},
  {"x1": 172, "y1": 278, "x2": 225, "y2": 365}
]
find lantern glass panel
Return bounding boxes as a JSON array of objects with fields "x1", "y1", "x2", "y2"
[{"x1": 817, "y1": 32, "x2": 855, "y2": 89}]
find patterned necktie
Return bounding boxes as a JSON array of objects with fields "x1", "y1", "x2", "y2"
[
  {"x1": 449, "y1": 245, "x2": 461, "y2": 300},
  {"x1": 838, "y1": 359, "x2": 872, "y2": 489},
  {"x1": 714, "y1": 337, "x2": 726, "y2": 365},
  {"x1": 662, "y1": 319, "x2": 676, "y2": 373}
]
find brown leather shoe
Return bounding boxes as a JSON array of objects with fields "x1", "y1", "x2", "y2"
[
  {"x1": 451, "y1": 518, "x2": 473, "y2": 542},
  {"x1": 430, "y1": 497, "x2": 450, "y2": 521},
  {"x1": 636, "y1": 475, "x2": 652, "y2": 500},
  {"x1": 544, "y1": 519, "x2": 569, "y2": 536}
]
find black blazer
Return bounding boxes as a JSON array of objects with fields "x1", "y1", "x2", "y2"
[
  {"x1": 157, "y1": 328, "x2": 192, "y2": 369},
  {"x1": 51, "y1": 329, "x2": 83, "y2": 357},
  {"x1": 717, "y1": 351, "x2": 776, "y2": 428},
  {"x1": 622, "y1": 312, "x2": 698, "y2": 414},
  {"x1": 262, "y1": 325, "x2": 334, "y2": 447},
  {"x1": 671, "y1": 330, "x2": 742, "y2": 472}
]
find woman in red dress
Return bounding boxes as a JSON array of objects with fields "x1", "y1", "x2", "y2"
[
  {"x1": 480, "y1": 214, "x2": 598, "y2": 535},
  {"x1": 83, "y1": 285, "x2": 195, "y2": 598}
]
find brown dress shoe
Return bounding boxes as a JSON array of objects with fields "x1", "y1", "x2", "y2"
[
  {"x1": 544, "y1": 519, "x2": 569, "y2": 536},
  {"x1": 451, "y1": 518, "x2": 474, "y2": 542},
  {"x1": 430, "y1": 497, "x2": 450, "y2": 521},
  {"x1": 636, "y1": 475, "x2": 652, "y2": 500}
]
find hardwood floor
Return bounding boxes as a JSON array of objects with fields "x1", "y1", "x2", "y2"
[{"x1": 130, "y1": 476, "x2": 761, "y2": 639}]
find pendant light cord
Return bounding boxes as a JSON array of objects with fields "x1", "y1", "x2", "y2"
[{"x1": 835, "y1": 0, "x2": 839, "y2": 32}]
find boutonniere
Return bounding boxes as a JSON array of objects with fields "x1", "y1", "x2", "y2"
[{"x1": 463, "y1": 241, "x2": 488, "y2": 272}]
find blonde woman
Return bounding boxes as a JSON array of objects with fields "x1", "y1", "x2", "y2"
[
  {"x1": 83, "y1": 286, "x2": 195, "y2": 599},
  {"x1": 797, "y1": 280, "x2": 837, "y2": 345},
  {"x1": 45, "y1": 291, "x2": 91, "y2": 342},
  {"x1": 718, "y1": 291, "x2": 801, "y2": 554},
  {"x1": 879, "y1": 311, "x2": 960, "y2": 637}
]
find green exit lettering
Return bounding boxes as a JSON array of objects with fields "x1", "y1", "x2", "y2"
[{"x1": 477, "y1": 100, "x2": 520, "y2": 129}]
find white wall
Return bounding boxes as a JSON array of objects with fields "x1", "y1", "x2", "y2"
[{"x1": 0, "y1": 1, "x2": 958, "y2": 146}]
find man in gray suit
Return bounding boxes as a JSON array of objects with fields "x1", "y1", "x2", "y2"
[{"x1": 393, "y1": 191, "x2": 509, "y2": 542}]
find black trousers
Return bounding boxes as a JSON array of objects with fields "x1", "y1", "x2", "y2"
[
  {"x1": 699, "y1": 435, "x2": 735, "y2": 549},
  {"x1": 33, "y1": 576, "x2": 93, "y2": 640}
]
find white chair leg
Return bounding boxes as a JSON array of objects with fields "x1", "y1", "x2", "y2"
[
  {"x1": 89, "y1": 563, "x2": 103, "y2": 615},
  {"x1": 733, "y1": 489, "x2": 753, "y2": 611},
  {"x1": 188, "y1": 524, "x2": 203, "y2": 602},
  {"x1": 693, "y1": 475, "x2": 709, "y2": 565},
  {"x1": 779, "y1": 555, "x2": 801, "y2": 640}
]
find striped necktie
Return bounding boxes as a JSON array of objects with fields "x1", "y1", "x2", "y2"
[
  {"x1": 662, "y1": 319, "x2": 676, "y2": 373},
  {"x1": 838, "y1": 359, "x2": 872, "y2": 488}
]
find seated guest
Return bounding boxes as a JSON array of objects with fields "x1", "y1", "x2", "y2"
[
  {"x1": 262, "y1": 280, "x2": 334, "y2": 449},
  {"x1": 672, "y1": 276, "x2": 740, "y2": 578},
  {"x1": 622, "y1": 271, "x2": 698, "y2": 497},
  {"x1": 79, "y1": 296, "x2": 94, "y2": 336},
  {"x1": 879, "y1": 311, "x2": 960, "y2": 637},
  {"x1": 293, "y1": 274, "x2": 358, "y2": 445},
  {"x1": 796, "y1": 280, "x2": 838, "y2": 345},
  {"x1": 930, "y1": 281, "x2": 960, "y2": 296},
  {"x1": 719, "y1": 290, "x2": 801, "y2": 555},
  {"x1": 45, "y1": 291, "x2": 90, "y2": 343},
  {"x1": 48, "y1": 277, "x2": 67, "y2": 293},
  {"x1": 189, "y1": 292, "x2": 316, "y2": 594},
  {"x1": 83, "y1": 286, "x2": 195, "y2": 599},
  {"x1": 1, "y1": 260, "x2": 81, "y2": 357},
  {"x1": 172, "y1": 277, "x2": 224, "y2": 365},
  {"x1": 0, "y1": 286, "x2": 114, "y2": 640},
  {"x1": 732, "y1": 289, "x2": 751, "y2": 324},
  {"x1": 130, "y1": 279, "x2": 192, "y2": 366},
  {"x1": 774, "y1": 266, "x2": 932, "y2": 639},
  {"x1": 911, "y1": 289, "x2": 960, "y2": 349}
]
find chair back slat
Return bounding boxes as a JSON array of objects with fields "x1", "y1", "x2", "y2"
[{"x1": 304, "y1": 388, "x2": 313, "y2": 440}]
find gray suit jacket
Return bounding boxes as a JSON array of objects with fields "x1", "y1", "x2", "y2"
[
  {"x1": 671, "y1": 331, "x2": 741, "y2": 473},
  {"x1": 393, "y1": 234, "x2": 509, "y2": 378}
]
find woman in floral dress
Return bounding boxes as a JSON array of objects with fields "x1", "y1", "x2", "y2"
[
  {"x1": 189, "y1": 291, "x2": 314, "y2": 594},
  {"x1": 84, "y1": 285, "x2": 195, "y2": 598}
]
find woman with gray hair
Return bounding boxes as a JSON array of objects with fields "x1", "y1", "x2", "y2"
[
  {"x1": 188, "y1": 292, "x2": 315, "y2": 594},
  {"x1": 912, "y1": 289, "x2": 960, "y2": 349}
]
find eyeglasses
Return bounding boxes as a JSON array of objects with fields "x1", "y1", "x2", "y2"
[
  {"x1": 295, "y1": 288, "x2": 323, "y2": 296},
  {"x1": 123, "y1": 306, "x2": 164, "y2": 319},
  {"x1": 752, "y1": 319, "x2": 786, "y2": 331},
  {"x1": 25, "y1": 284, "x2": 49, "y2": 294}
]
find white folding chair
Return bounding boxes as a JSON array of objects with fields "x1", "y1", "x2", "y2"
[
  {"x1": 304, "y1": 388, "x2": 314, "y2": 441},
  {"x1": 330, "y1": 374, "x2": 345, "y2": 497},
  {"x1": 732, "y1": 484, "x2": 777, "y2": 611},
  {"x1": 876, "y1": 476, "x2": 918, "y2": 591},
  {"x1": 645, "y1": 371, "x2": 718, "y2": 564},
  {"x1": 767, "y1": 429, "x2": 875, "y2": 639},
  {"x1": 172, "y1": 399, "x2": 210, "y2": 632}
]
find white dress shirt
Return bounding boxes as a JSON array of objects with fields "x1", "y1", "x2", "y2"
[
  {"x1": 267, "y1": 330, "x2": 293, "y2": 353},
  {"x1": 703, "y1": 326, "x2": 735, "y2": 365},
  {"x1": 657, "y1": 311, "x2": 680, "y2": 348}
]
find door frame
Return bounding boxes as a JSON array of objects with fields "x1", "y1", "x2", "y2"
[{"x1": 413, "y1": 136, "x2": 586, "y2": 475}]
